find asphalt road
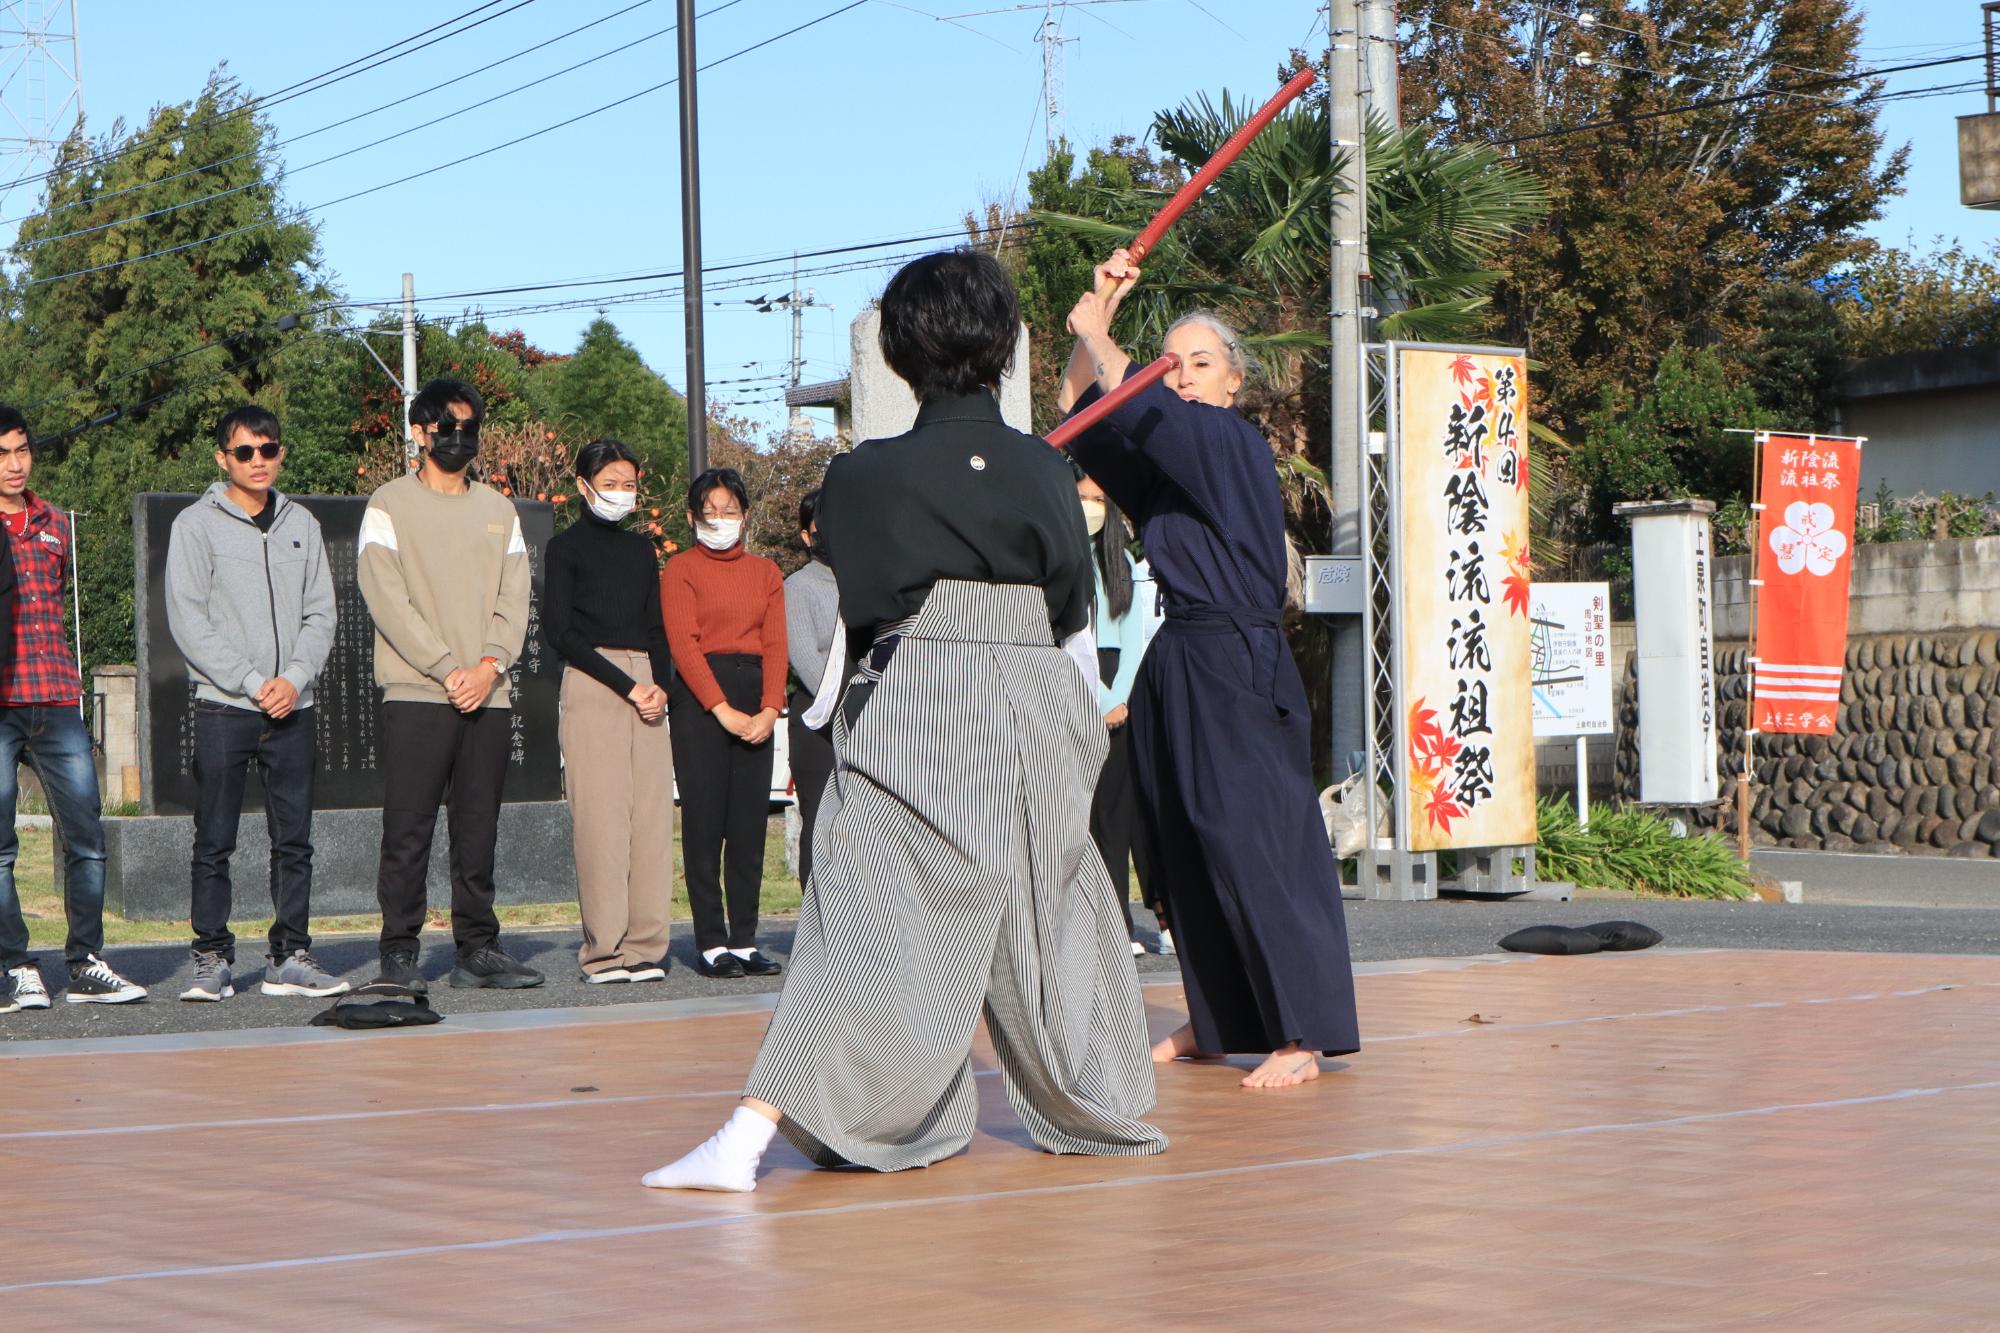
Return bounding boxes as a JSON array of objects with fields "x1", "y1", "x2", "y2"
[{"x1": 7, "y1": 896, "x2": 2000, "y2": 1043}]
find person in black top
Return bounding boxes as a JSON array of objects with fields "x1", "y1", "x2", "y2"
[
  {"x1": 643, "y1": 249, "x2": 1162, "y2": 1193},
  {"x1": 544, "y1": 439, "x2": 675, "y2": 983}
]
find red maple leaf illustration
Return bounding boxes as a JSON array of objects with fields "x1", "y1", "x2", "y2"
[
  {"x1": 1474, "y1": 374, "x2": 1495, "y2": 411},
  {"x1": 1450, "y1": 355, "x2": 1475, "y2": 388},
  {"x1": 1424, "y1": 785, "x2": 1467, "y2": 833},
  {"x1": 1513, "y1": 448, "x2": 1530, "y2": 492},
  {"x1": 1502, "y1": 568, "x2": 1532, "y2": 618},
  {"x1": 1409, "y1": 699, "x2": 1445, "y2": 754}
]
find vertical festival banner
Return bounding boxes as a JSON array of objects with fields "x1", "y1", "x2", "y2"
[
  {"x1": 1753, "y1": 433, "x2": 1863, "y2": 736},
  {"x1": 1395, "y1": 346, "x2": 1538, "y2": 852}
]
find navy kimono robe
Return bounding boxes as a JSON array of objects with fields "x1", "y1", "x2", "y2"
[{"x1": 1068, "y1": 371, "x2": 1359, "y2": 1057}]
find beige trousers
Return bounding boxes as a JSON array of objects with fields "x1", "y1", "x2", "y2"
[{"x1": 560, "y1": 650, "x2": 674, "y2": 972}]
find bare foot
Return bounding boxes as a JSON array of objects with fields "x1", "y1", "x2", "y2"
[
  {"x1": 1151, "y1": 1023, "x2": 1222, "y2": 1063},
  {"x1": 1241, "y1": 1044, "x2": 1320, "y2": 1089}
]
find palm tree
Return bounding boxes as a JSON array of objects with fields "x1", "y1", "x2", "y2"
[
  {"x1": 1032, "y1": 90, "x2": 1547, "y2": 533},
  {"x1": 1025, "y1": 84, "x2": 1546, "y2": 780}
]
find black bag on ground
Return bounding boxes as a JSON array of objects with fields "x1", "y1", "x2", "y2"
[
  {"x1": 1581, "y1": 920, "x2": 1664, "y2": 951},
  {"x1": 1497, "y1": 925, "x2": 1605, "y2": 956},
  {"x1": 310, "y1": 984, "x2": 443, "y2": 1030}
]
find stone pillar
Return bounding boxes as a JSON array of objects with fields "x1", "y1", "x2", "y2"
[
  {"x1": 1614, "y1": 499, "x2": 1720, "y2": 805},
  {"x1": 850, "y1": 308, "x2": 1032, "y2": 443},
  {"x1": 92, "y1": 665, "x2": 142, "y2": 808}
]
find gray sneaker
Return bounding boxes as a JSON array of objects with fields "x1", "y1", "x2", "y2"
[
  {"x1": 261, "y1": 949, "x2": 352, "y2": 998},
  {"x1": 179, "y1": 951, "x2": 234, "y2": 1002}
]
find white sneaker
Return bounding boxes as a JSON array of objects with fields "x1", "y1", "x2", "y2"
[
  {"x1": 584, "y1": 968, "x2": 634, "y2": 984},
  {"x1": 1157, "y1": 929, "x2": 1175, "y2": 956},
  {"x1": 6, "y1": 964, "x2": 50, "y2": 1009},
  {"x1": 1130, "y1": 939, "x2": 1147, "y2": 956},
  {"x1": 626, "y1": 964, "x2": 667, "y2": 982}
]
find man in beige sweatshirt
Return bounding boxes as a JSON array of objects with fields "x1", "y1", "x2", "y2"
[{"x1": 358, "y1": 378, "x2": 542, "y2": 992}]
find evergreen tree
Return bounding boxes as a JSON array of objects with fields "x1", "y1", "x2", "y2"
[
  {"x1": 0, "y1": 72, "x2": 332, "y2": 668},
  {"x1": 532, "y1": 318, "x2": 689, "y2": 517},
  {"x1": 1397, "y1": 0, "x2": 1904, "y2": 439}
]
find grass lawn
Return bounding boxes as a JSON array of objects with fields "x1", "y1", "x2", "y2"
[{"x1": 19, "y1": 816, "x2": 809, "y2": 950}]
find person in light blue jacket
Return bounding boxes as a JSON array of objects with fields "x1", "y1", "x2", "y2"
[{"x1": 1075, "y1": 464, "x2": 1167, "y2": 955}]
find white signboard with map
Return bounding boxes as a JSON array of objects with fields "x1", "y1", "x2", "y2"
[{"x1": 1530, "y1": 582, "x2": 1613, "y2": 739}]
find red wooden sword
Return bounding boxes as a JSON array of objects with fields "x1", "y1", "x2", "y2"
[
  {"x1": 1127, "y1": 65, "x2": 1320, "y2": 263},
  {"x1": 1044, "y1": 353, "x2": 1180, "y2": 449}
]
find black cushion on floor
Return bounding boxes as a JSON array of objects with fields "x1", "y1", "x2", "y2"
[
  {"x1": 1497, "y1": 925, "x2": 1606, "y2": 955},
  {"x1": 310, "y1": 996, "x2": 443, "y2": 1029},
  {"x1": 1582, "y1": 920, "x2": 1664, "y2": 951}
]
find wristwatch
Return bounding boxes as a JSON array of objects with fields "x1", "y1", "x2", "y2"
[{"x1": 480, "y1": 655, "x2": 503, "y2": 673}]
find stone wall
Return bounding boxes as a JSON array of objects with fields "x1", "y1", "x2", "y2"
[{"x1": 1613, "y1": 628, "x2": 2000, "y2": 857}]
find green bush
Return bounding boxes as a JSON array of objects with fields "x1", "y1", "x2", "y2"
[{"x1": 1535, "y1": 797, "x2": 1751, "y2": 900}]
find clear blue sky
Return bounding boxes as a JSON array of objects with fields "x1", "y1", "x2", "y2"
[{"x1": 17, "y1": 1, "x2": 1999, "y2": 438}]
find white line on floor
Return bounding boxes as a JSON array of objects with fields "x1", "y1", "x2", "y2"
[
  {"x1": 6, "y1": 980, "x2": 1984, "y2": 1140},
  {"x1": 8, "y1": 1075, "x2": 1998, "y2": 1294}
]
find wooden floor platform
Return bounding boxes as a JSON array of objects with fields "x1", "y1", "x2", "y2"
[{"x1": 5, "y1": 949, "x2": 1999, "y2": 1328}]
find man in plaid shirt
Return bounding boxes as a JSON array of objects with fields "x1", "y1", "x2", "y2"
[{"x1": 0, "y1": 406, "x2": 144, "y2": 1012}]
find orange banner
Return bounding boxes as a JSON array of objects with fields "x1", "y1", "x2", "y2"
[{"x1": 1753, "y1": 432, "x2": 1863, "y2": 736}]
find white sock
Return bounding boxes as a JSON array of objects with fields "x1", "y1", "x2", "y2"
[
  {"x1": 727, "y1": 947, "x2": 756, "y2": 959},
  {"x1": 701, "y1": 947, "x2": 727, "y2": 965},
  {"x1": 640, "y1": 1106, "x2": 777, "y2": 1192}
]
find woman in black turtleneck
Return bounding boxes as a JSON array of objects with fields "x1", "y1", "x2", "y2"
[{"x1": 543, "y1": 439, "x2": 675, "y2": 984}]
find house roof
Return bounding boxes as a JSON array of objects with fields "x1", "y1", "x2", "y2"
[{"x1": 785, "y1": 378, "x2": 849, "y2": 409}]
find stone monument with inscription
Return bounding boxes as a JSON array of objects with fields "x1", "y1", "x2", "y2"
[{"x1": 86, "y1": 492, "x2": 580, "y2": 920}]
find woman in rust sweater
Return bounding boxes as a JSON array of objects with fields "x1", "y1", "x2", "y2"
[{"x1": 661, "y1": 466, "x2": 788, "y2": 978}]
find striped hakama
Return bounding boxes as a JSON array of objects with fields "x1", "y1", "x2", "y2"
[{"x1": 744, "y1": 580, "x2": 1167, "y2": 1171}]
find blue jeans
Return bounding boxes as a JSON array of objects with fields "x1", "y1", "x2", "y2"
[
  {"x1": 191, "y1": 702, "x2": 316, "y2": 962},
  {"x1": 0, "y1": 704, "x2": 106, "y2": 971}
]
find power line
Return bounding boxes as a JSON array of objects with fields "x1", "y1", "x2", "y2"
[
  {"x1": 22, "y1": 0, "x2": 873, "y2": 289},
  {"x1": 337, "y1": 225, "x2": 999, "y2": 310},
  {"x1": 3, "y1": 0, "x2": 670, "y2": 231},
  {"x1": 1490, "y1": 51, "x2": 1990, "y2": 148},
  {"x1": 21, "y1": 223, "x2": 1023, "y2": 424},
  {"x1": 1501, "y1": 72, "x2": 1992, "y2": 165},
  {"x1": 7, "y1": 1, "x2": 538, "y2": 201},
  {"x1": 18, "y1": 0, "x2": 750, "y2": 253},
  {"x1": 30, "y1": 320, "x2": 336, "y2": 451}
]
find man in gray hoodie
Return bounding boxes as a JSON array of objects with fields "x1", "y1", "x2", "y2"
[{"x1": 165, "y1": 404, "x2": 345, "y2": 1002}]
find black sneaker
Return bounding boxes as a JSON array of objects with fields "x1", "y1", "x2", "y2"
[
  {"x1": 698, "y1": 951, "x2": 746, "y2": 979},
  {"x1": 738, "y1": 949, "x2": 783, "y2": 977},
  {"x1": 374, "y1": 947, "x2": 428, "y2": 995},
  {"x1": 450, "y1": 945, "x2": 545, "y2": 990},
  {"x1": 64, "y1": 954, "x2": 147, "y2": 1004}
]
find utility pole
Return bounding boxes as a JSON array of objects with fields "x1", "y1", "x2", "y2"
[
  {"x1": 1035, "y1": 1, "x2": 1076, "y2": 152},
  {"x1": 400, "y1": 272, "x2": 418, "y2": 465},
  {"x1": 1329, "y1": 0, "x2": 1368, "y2": 786},
  {"x1": 0, "y1": 0, "x2": 83, "y2": 212},
  {"x1": 776, "y1": 256, "x2": 823, "y2": 439},
  {"x1": 1359, "y1": 0, "x2": 1400, "y2": 129},
  {"x1": 677, "y1": 0, "x2": 709, "y2": 478}
]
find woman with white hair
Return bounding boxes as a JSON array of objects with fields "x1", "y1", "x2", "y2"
[{"x1": 1058, "y1": 249, "x2": 1359, "y2": 1090}]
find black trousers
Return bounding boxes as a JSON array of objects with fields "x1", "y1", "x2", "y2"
[
  {"x1": 670, "y1": 654, "x2": 774, "y2": 952},
  {"x1": 787, "y1": 687, "x2": 836, "y2": 893},
  {"x1": 1089, "y1": 721, "x2": 1160, "y2": 938},
  {"x1": 190, "y1": 702, "x2": 316, "y2": 962},
  {"x1": 375, "y1": 701, "x2": 512, "y2": 960}
]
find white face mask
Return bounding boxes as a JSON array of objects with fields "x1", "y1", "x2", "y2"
[
  {"x1": 1081, "y1": 499, "x2": 1107, "y2": 537},
  {"x1": 697, "y1": 517, "x2": 743, "y2": 551},
  {"x1": 586, "y1": 483, "x2": 637, "y2": 523}
]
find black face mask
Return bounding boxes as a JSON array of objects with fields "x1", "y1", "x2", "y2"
[{"x1": 427, "y1": 425, "x2": 479, "y2": 474}]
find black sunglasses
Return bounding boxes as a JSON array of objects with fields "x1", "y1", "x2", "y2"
[{"x1": 225, "y1": 442, "x2": 283, "y2": 462}]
